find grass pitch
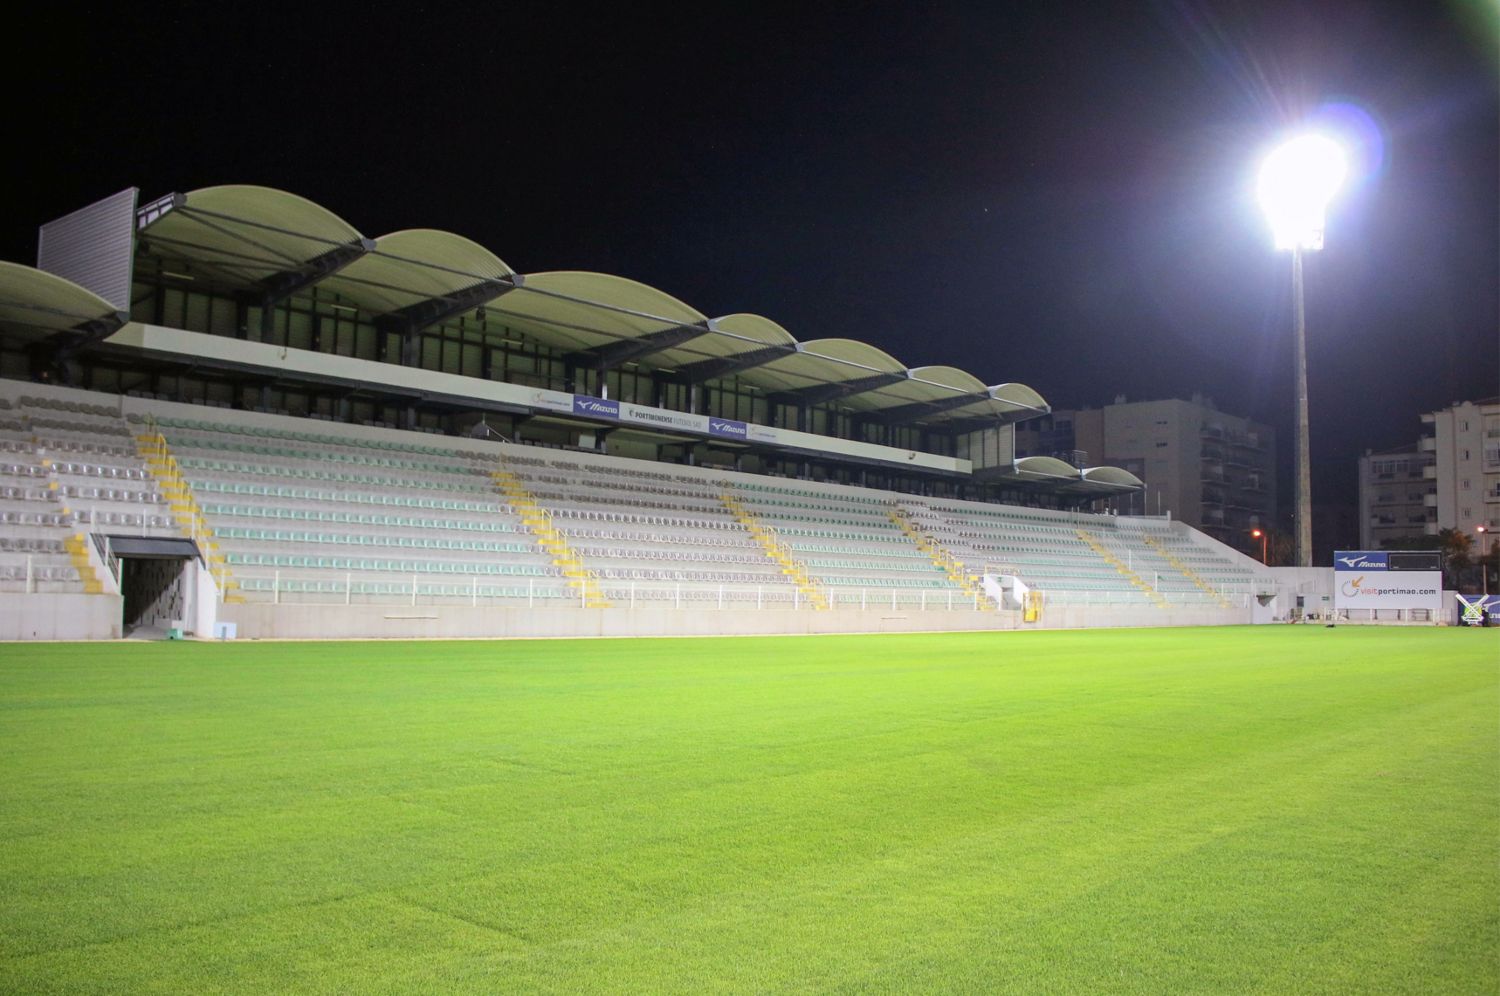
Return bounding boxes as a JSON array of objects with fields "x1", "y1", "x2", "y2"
[{"x1": 1, "y1": 626, "x2": 1496, "y2": 993}]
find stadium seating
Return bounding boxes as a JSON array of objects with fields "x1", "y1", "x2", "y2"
[
  {"x1": 0, "y1": 382, "x2": 1259, "y2": 610},
  {"x1": 0, "y1": 395, "x2": 176, "y2": 593}
]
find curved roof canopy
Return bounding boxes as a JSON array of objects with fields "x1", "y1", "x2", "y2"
[
  {"x1": 695, "y1": 313, "x2": 797, "y2": 351},
  {"x1": 1082, "y1": 466, "x2": 1145, "y2": 488},
  {"x1": 1000, "y1": 456, "x2": 1143, "y2": 497},
  {"x1": 738, "y1": 338, "x2": 904, "y2": 394},
  {"x1": 488, "y1": 271, "x2": 709, "y2": 355},
  {"x1": 139, "y1": 185, "x2": 366, "y2": 287},
  {"x1": 131, "y1": 185, "x2": 1048, "y2": 428},
  {"x1": 1013, "y1": 456, "x2": 1081, "y2": 480},
  {"x1": 319, "y1": 230, "x2": 514, "y2": 318},
  {"x1": 0, "y1": 250, "x2": 1146, "y2": 499},
  {"x1": 0, "y1": 262, "x2": 127, "y2": 347}
]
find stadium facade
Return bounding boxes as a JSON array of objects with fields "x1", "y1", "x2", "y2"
[{"x1": 0, "y1": 185, "x2": 1304, "y2": 640}]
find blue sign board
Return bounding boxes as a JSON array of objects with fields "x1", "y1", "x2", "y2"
[
  {"x1": 1333, "y1": 551, "x2": 1388, "y2": 571},
  {"x1": 707, "y1": 417, "x2": 748, "y2": 440},
  {"x1": 571, "y1": 395, "x2": 620, "y2": 419},
  {"x1": 1457, "y1": 594, "x2": 1499, "y2": 626}
]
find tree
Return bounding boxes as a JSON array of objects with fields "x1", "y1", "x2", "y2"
[
  {"x1": 1431, "y1": 529, "x2": 1473, "y2": 590},
  {"x1": 1440, "y1": 528, "x2": 1473, "y2": 570},
  {"x1": 1270, "y1": 531, "x2": 1294, "y2": 567},
  {"x1": 1383, "y1": 529, "x2": 1472, "y2": 589}
]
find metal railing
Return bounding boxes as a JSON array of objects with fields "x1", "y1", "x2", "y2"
[
  {"x1": 90, "y1": 531, "x2": 121, "y2": 585},
  {"x1": 215, "y1": 572, "x2": 1258, "y2": 611},
  {"x1": 222, "y1": 572, "x2": 1005, "y2": 611}
]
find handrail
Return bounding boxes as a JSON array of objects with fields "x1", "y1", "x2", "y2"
[{"x1": 91, "y1": 531, "x2": 122, "y2": 584}]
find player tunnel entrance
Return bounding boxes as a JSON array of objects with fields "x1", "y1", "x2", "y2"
[{"x1": 107, "y1": 536, "x2": 203, "y2": 637}]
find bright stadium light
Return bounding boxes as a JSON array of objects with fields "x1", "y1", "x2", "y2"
[
  {"x1": 1258, "y1": 131, "x2": 1347, "y2": 568},
  {"x1": 1258, "y1": 134, "x2": 1346, "y2": 251}
]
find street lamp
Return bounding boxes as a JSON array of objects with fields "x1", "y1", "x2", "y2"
[
  {"x1": 1251, "y1": 528, "x2": 1268, "y2": 565},
  {"x1": 1259, "y1": 133, "x2": 1347, "y2": 568}
]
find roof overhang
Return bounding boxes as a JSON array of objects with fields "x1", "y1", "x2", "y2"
[
  {"x1": 127, "y1": 187, "x2": 1049, "y2": 431},
  {"x1": 980, "y1": 456, "x2": 1144, "y2": 498}
]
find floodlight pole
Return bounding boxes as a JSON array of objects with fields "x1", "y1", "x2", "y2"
[
  {"x1": 1292, "y1": 246, "x2": 1312, "y2": 568},
  {"x1": 1479, "y1": 525, "x2": 1491, "y2": 597}
]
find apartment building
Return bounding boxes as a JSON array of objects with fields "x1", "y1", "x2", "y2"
[
  {"x1": 1015, "y1": 395, "x2": 1276, "y2": 557},
  {"x1": 1357, "y1": 444, "x2": 1435, "y2": 549},
  {"x1": 1421, "y1": 398, "x2": 1500, "y2": 544}
]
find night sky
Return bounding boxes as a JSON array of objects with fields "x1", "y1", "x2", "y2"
[{"x1": 4, "y1": 2, "x2": 1496, "y2": 515}]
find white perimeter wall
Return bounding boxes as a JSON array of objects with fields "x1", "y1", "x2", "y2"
[
  {"x1": 218, "y1": 602, "x2": 1249, "y2": 641},
  {"x1": 0, "y1": 594, "x2": 123, "y2": 640}
]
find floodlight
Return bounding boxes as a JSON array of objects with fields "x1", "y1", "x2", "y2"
[
  {"x1": 1257, "y1": 134, "x2": 1347, "y2": 251},
  {"x1": 1258, "y1": 132, "x2": 1349, "y2": 568}
]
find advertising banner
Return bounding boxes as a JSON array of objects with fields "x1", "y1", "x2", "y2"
[
  {"x1": 618, "y1": 402, "x2": 704, "y2": 433},
  {"x1": 572, "y1": 395, "x2": 621, "y2": 419},
  {"x1": 1333, "y1": 551, "x2": 1386, "y2": 571},
  {"x1": 530, "y1": 389, "x2": 574, "y2": 415},
  {"x1": 707, "y1": 417, "x2": 749, "y2": 441},
  {"x1": 1333, "y1": 572, "x2": 1442, "y2": 610},
  {"x1": 549, "y1": 392, "x2": 967, "y2": 472},
  {"x1": 1456, "y1": 594, "x2": 1498, "y2": 626},
  {"x1": 1333, "y1": 550, "x2": 1442, "y2": 611}
]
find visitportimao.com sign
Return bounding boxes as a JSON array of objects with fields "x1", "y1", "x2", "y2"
[{"x1": 1332, "y1": 550, "x2": 1442, "y2": 611}]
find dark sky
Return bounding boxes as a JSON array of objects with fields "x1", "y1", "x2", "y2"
[{"x1": 4, "y1": 2, "x2": 1496, "y2": 512}]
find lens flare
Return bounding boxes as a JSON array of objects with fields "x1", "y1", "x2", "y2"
[{"x1": 1313, "y1": 101, "x2": 1385, "y2": 187}]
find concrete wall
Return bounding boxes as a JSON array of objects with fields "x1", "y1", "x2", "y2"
[
  {"x1": 0, "y1": 594, "x2": 123, "y2": 640},
  {"x1": 218, "y1": 601, "x2": 1249, "y2": 640},
  {"x1": 1262, "y1": 566, "x2": 1335, "y2": 618},
  {"x1": 189, "y1": 561, "x2": 219, "y2": 637}
]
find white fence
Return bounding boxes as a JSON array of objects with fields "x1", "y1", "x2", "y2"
[
  {"x1": 222, "y1": 572, "x2": 1258, "y2": 612},
  {"x1": 229, "y1": 573, "x2": 998, "y2": 611}
]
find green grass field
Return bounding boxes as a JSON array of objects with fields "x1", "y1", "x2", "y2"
[{"x1": 1, "y1": 627, "x2": 1496, "y2": 993}]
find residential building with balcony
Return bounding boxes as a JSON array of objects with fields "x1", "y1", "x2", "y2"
[
  {"x1": 1357, "y1": 444, "x2": 1435, "y2": 549},
  {"x1": 1420, "y1": 398, "x2": 1500, "y2": 544},
  {"x1": 1015, "y1": 395, "x2": 1277, "y2": 557}
]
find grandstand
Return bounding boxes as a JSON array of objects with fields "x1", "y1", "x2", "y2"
[{"x1": 0, "y1": 185, "x2": 1275, "y2": 639}]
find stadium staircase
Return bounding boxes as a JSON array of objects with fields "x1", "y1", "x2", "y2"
[
  {"x1": 37, "y1": 462, "x2": 102, "y2": 593},
  {"x1": 719, "y1": 488, "x2": 829, "y2": 609},
  {"x1": 135, "y1": 426, "x2": 241, "y2": 602},
  {"x1": 491, "y1": 467, "x2": 610, "y2": 607},
  {"x1": 61, "y1": 533, "x2": 104, "y2": 594},
  {"x1": 888, "y1": 505, "x2": 991, "y2": 608},
  {"x1": 1074, "y1": 527, "x2": 1168, "y2": 609},
  {"x1": 1138, "y1": 532, "x2": 1232, "y2": 608}
]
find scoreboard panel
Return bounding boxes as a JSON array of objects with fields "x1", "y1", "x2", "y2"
[{"x1": 1387, "y1": 551, "x2": 1442, "y2": 572}]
